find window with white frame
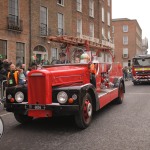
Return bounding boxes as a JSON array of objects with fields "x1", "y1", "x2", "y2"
[
  {"x1": 40, "y1": 6, "x2": 48, "y2": 36},
  {"x1": 89, "y1": 0, "x2": 94, "y2": 17},
  {"x1": 89, "y1": 22, "x2": 94, "y2": 38},
  {"x1": 77, "y1": 19, "x2": 82, "y2": 36},
  {"x1": 51, "y1": 48, "x2": 58, "y2": 61},
  {"x1": 123, "y1": 48, "x2": 128, "y2": 58},
  {"x1": 57, "y1": 0, "x2": 64, "y2": 6},
  {"x1": 102, "y1": 7, "x2": 104, "y2": 22},
  {"x1": 58, "y1": 13, "x2": 64, "y2": 35},
  {"x1": 108, "y1": 0, "x2": 111, "y2": 6},
  {"x1": 112, "y1": 26, "x2": 114, "y2": 33},
  {"x1": 123, "y1": 25, "x2": 128, "y2": 32},
  {"x1": 107, "y1": 12, "x2": 110, "y2": 26},
  {"x1": 102, "y1": 27, "x2": 106, "y2": 39},
  {"x1": 77, "y1": 0, "x2": 82, "y2": 12},
  {"x1": 123, "y1": 36, "x2": 128, "y2": 45},
  {"x1": 108, "y1": 30, "x2": 111, "y2": 41}
]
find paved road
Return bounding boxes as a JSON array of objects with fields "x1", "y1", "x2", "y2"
[{"x1": 0, "y1": 81, "x2": 150, "y2": 150}]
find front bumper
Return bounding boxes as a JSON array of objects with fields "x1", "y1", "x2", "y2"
[
  {"x1": 132, "y1": 76, "x2": 150, "y2": 83},
  {"x1": 6, "y1": 102, "x2": 79, "y2": 115}
]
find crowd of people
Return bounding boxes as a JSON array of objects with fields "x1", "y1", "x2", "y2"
[{"x1": 0, "y1": 59, "x2": 38, "y2": 89}]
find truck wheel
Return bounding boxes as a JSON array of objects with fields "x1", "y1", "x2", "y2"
[
  {"x1": 75, "y1": 93, "x2": 93, "y2": 129},
  {"x1": 115, "y1": 82, "x2": 124, "y2": 104},
  {"x1": 14, "y1": 113, "x2": 33, "y2": 124}
]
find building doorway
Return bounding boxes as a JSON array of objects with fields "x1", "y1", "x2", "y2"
[{"x1": 33, "y1": 45, "x2": 48, "y2": 65}]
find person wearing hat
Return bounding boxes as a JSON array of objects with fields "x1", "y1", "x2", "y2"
[{"x1": 55, "y1": 52, "x2": 70, "y2": 64}]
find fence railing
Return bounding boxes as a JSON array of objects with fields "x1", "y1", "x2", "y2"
[{"x1": 0, "y1": 80, "x2": 7, "y2": 102}]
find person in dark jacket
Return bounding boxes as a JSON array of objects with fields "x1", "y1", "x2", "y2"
[{"x1": 55, "y1": 52, "x2": 70, "y2": 64}]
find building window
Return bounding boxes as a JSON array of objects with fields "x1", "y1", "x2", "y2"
[
  {"x1": 51, "y1": 48, "x2": 58, "y2": 61},
  {"x1": 77, "y1": 19, "x2": 82, "y2": 36},
  {"x1": 57, "y1": 0, "x2": 64, "y2": 6},
  {"x1": 107, "y1": 12, "x2": 110, "y2": 26},
  {"x1": 108, "y1": 30, "x2": 111, "y2": 41},
  {"x1": 102, "y1": 7, "x2": 104, "y2": 22},
  {"x1": 40, "y1": 6, "x2": 48, "y2": 36},
  {"x1": 9, "y1": 0, "x2": 19, "y2": 17},
  {"x1": 89, "y1": 22, "x2": 94, "y2": 38},
  {"x1": 108, "y1": 0, "x2": 111, "y2": 6},
  {"x1": 0, "y1": 40, "x2": 7, "y2": 59},
  {"x1": 77, "y1": 0, "x2": 82, "y2": 12},
  {"x1": 8, "y1": 0, "x2": 19, "y2": 26},
  {"x1": 89, "y1": 0, "x2": 94, "y2": 17},
  {"x1": 123, "y1": 48, "x2": 128, "y2": 58},
  {"x1": 16, "y1": 42, "x2": 25, "y2": 66},
  {"x1": 123, "y1": 25, "x2": 128, "y2": 32},
  {"x1": 123, "y1": 36, "x2": 128, "y2": 45},
  {"x1": 58, "y1": 13, "x2": 64, "y2": 35},
  {"x1": 102, "y1": 27, "x2": 106, "y2": 40},
  {"x1": 112, "y1": 26, "x2": 114, "y2": 33}
]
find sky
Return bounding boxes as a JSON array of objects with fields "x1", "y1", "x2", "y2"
[{"x1": 112, "y1": 0, "x2": 150, "y2": 53}]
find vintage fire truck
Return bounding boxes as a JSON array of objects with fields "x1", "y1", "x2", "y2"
[
  {"x1": 132, "y1": 55, "x2": 150, "y2": 85},
  {"x1": 5, "y1": 36, "x2": 125, "y2": 129}
]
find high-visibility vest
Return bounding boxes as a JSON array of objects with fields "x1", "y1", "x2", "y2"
[{"x1": 7, "y1": 71, "x2": 19, "y2": 85}]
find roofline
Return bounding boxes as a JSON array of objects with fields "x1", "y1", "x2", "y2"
[{"x1": 112, "y1": 18, "x2": 142, "y2": 31}]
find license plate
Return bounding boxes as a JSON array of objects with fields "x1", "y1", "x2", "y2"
[
  {"x1": 26, "y1": 105, "x2": 46, "y2": 110},
  {"x1": 140, "y1": 79, "x2": 147, "y2": 81}
]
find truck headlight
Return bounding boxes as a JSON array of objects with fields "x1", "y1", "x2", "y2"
[
  {"x1": 57, "y1": 91, "x2": 68, "y2": 104},
  {"x1": 15, "y1": 92, "x2": 24, "y2": 103}
]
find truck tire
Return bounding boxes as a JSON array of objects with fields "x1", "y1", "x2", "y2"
[
  {"x1": 0, "y1": 117, "x2": 4, "y2": 139},
  {"x1": 75, "y1": 93, "x2": 93, "y2": 129},
  {"x1": 14, "y1": 113, "x2": 33, "y2": 124},
  {"x1": 115, "y1": 82, "x2": 124, "y2": 104}
]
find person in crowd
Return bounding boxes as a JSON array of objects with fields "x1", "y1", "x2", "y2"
[
  {"x1": 7, "y1": 64, "x2": 19, "y2": 87},
  {"x1": 74, "y1": 56, "x2": 80, "y2": 63},
  {"x1": 122, "y1": 66, "x2": 128, "y2": 81},
  {"x1": 56, "y1": 52, "x2": 70, "y2": 64},
  {"x1": 17, "y1": 67, "x2": 26, "y2": 85},
  {"x1": 3, "y1": 59, "x2": 12, "y2": 73},
  {"x1": 21, "y1": 64, "x2": 27, "y2": 76},
  {"x1": 0, "y1": 60, "x2": 7, "y2": 82},
  {"x1": 80, "y1": 53, "x2": 90, "y2": 63}
]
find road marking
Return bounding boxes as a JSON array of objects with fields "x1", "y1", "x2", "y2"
[{"x1": 0, "y1": 112, "x2": 12, "y2": 117}]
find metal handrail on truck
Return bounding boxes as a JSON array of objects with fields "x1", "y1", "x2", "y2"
[{"x1": 0, "y1": 80, "x2": 7, "y2": 103}]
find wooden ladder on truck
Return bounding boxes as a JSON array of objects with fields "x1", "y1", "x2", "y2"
[{"x1": 46, "y1": 35, "x2": 114, "y2": 61}]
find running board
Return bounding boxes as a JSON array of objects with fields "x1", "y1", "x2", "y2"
[{"x1": 98, "y1": 88, "x2": 118, "y2": 109}]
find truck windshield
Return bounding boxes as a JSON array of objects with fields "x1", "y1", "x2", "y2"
[{"x1": 133, "y1": 58, "x2": 150, "y2": 66}]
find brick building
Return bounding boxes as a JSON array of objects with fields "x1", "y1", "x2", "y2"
[
  {"x1": 0, "y1": 0, "x2": 113, "y2": 66},
  {"x1": 112, "y1": 18, "x2": 144, "y2": 67},
  {"x1": 0, "y1": 0, "x2": 30, "y2": 66}
]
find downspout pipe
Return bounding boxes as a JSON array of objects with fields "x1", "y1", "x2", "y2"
[{"x1": 29, "y1": 0, "x2": 32, "y2": 66}]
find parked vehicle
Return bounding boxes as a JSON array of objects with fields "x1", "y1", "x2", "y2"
[
  {"x1": 5, "y1": 36, "x2": 125, "y2": 129},
  {"x1": 132, "y1": 55, "x2": 150, "y2": 85}
]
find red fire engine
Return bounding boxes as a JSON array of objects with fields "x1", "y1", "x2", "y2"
[
  {"x1": 132, "y1": 55, "x2": 150, "y2": 85},
  {"x1": 5, "y1": 36, "x2": 125, "y2": 129}
]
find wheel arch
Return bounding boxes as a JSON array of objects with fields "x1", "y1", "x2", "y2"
[
  {"x1": 113, "y1": 77, "x2": 125, "y2": 93},
  {"x1": 79, "y1": 84, "x2": 99, "y2": 111}
]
